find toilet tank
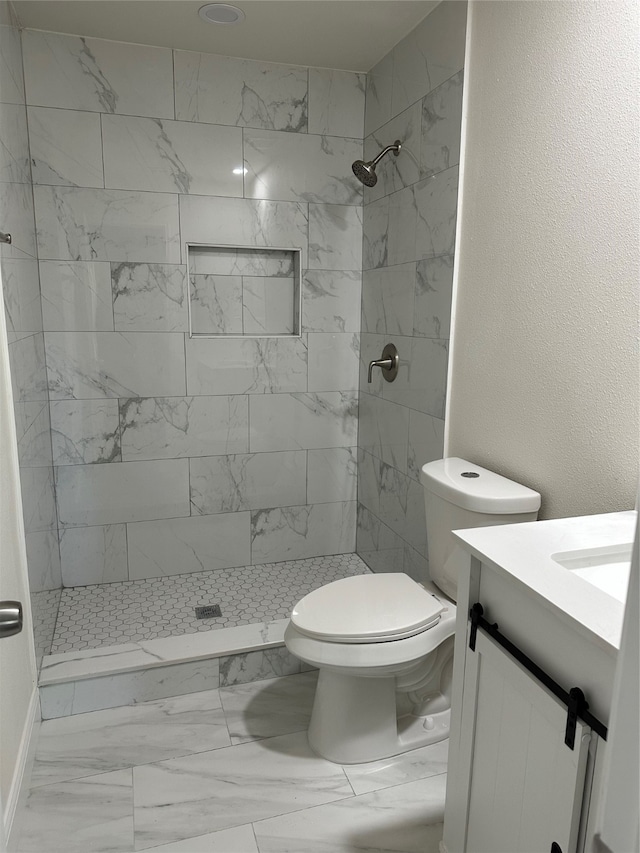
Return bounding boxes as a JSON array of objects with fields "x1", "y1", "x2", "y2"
[{"x1": 420, "y1": 458, "x2": 541, "y2": 601}]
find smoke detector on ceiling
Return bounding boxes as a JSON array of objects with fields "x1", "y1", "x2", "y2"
[{"x1": 198, "y1": 4, "x2": 245, "y2": 25}]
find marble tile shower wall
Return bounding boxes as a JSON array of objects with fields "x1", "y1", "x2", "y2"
[
  {"x1": 0, "y1": 2, "x2": 61, "y2": 667},
  {"x1": 356, "y1": 1, "x2": 467, "y2": 579},
  {"x1": 22, "y1": 29, "x2": 365, "y2": 585}
]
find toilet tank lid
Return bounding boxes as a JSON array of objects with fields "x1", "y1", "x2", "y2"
[{"x1": 420, "y1": 458, "x2": 541, "y2": 514}]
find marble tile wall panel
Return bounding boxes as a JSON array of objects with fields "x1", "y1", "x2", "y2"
[
  {"x1": 0, "y1": 101, "x2": 29, "y2": 182},
  {"x1": 19, "y1": 466, "x2": 57, "y2": 533},
  {"x1": 59, "y1": 524, "x2": 128, "y2": 587},
  {"x1": 7, "y1": 332, "x2": 48, "y2": 401},
  {"x1": 1, "y1": 257, "x2": 42, "y2": 333},
  {"x1": 120, "y1": 396, "x2": 248, "y2": 461},
  {"x1": 421, "y1": 71, "x2": 464, "y2": 179},
  {"x1": 307, "y1": 447, "x2": 357, "y2": 504},
  {"x1": 23, "y1": 30, "x2": 174, "y2": 117},
  {"x1": 301, "y1": 270, "x2": 361, "y2": 333},
  {"x1": 31, "y1": 588, "x2": 61, "y2": 669},
  {"x1": 40, "y1": 260, "x2": 114, "y2": 331},
  {"x1": 185, "y1": 336, "x2": 307, "y2": 396},
  {"x1": 307, "y1": 332, "x2": 359, "y2": 392},
  {"x1": 34, "y1": 186, "x2": 181, "y2": 263},
  {"x1": 414, "y1": 165, "x2": 459, "y2": 260},
  {"x1": 407, "y1": 410, "x2": 445, "y2": 483},
  {"x1": 413, "y1": 255, "x2": 454, "y2": 339},
  {"x1": 362, "y1": 263, "x2": 416, "y2": 336},
  {"x1": 0, "y1": 180, "x2": 37, "y2": 257},
  {"x1": 409, "y1": 0, "x2": 467, "y2": 94},
  {"x1": 244, "y1": 130, "x2": 362, "y2": 205},
  {"x1": 174, "y1": 50, "x2": 308, "y2": 131},
  {"x1": 358, "y1": 393, "x2": 410, "y2": 473},
  {"x1": 308, "y1": 69, "x2": 365, "y2": 139},
  {"x1": 383, "y1": 336, "x2": 449, "y2": 419},
  {"x1": 190, "y1": 274, "x2": 243, "y2": 335},
  {"x1": 179, "y1": 195, "x2": 308, "y2": 268},
  {"x1": 40, "y1": 658, "x2": 221, "y2": 719},
  {"x1": 364, "y1": 51, "x2": 393, "y2": 138},
  {"x1": 45, "y1": 331, "x2": 186, "y2": 399},
  {"x1": 218, "y1": 647, "x2": 304, "y2": 687},
  {"x1": 388, "y1": 184, "x2": 419, "y2": 267},
  {"x1": 0, "y1": 17, "x2": 25, "y2": 105},
  {"x1": 17, "y1": 36, "x2": 373, "y2": 588},
  {"x1": 189, "y1": 451, "x2": 306, "y2": 515},
  {"x1": 357, "y1": 4, "x2": 465, "y2": 581},
  {"x1": 308, "y1": 203, "x2": 362, "y2": 271},
  {"x1": 28, "y1": 106, "x2": 103, "y2": 188},
  {"x1": 55, "y1": 459, "x2": 190, "y2": 527},
  {"x1": 50, "y1": 399, "x2": 121, "y2": 465},
  {"x1": 251, "y1": 501, "x2": 356, "y2": 563},
  {"x1": 126, "y1": 513, "x2": 251, "y2": 579},
  {"x1": 111, "y1": 262, "x2": 187, "y2": 332},
  {"x1": 102, "y1": 115, "x2": 243, "y2": 197},
  {"x1": 250, "y1": 392, "x2": 358, "y2": 452},
  {"x1": 25, "y1": 528, "x2": 62, "y2": 592},
  {"x1": 242, "y1": 275, "x2": 295, "y2": 336},
  {"x1": 356, "y1": 504, "x2": 405, "y2": 574},
  {"x1": 14, "y1": 401, "x2": 52, "y2": 467}
]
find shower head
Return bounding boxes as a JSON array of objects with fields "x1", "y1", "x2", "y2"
[{"x1": 351, "y1": 140, "x2": 402, "y2": 187}]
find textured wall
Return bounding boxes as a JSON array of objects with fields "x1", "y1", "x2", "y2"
[
  {"x1": 447, "y1": 0, "x2": 639, "y2": 519},
  {"x1": 357, "y1": 1, "x2": 467, "y2": 579},
  {"x1": 0, "y1": 1, "x2": 61, "y2": 668},
  {"x1": 23, "y1": 30, "x2": 366, "y2": 583}
]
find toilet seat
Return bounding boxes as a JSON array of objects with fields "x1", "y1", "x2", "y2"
[{"x1": 291, "y1": 573, "x2": 445, "y2": 643}]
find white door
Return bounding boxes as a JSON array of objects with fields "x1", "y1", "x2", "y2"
[
  {"x1": 0, "y1": 261, "x2": 38, "y2": 847},
  {"x1": 464, "y1": 631, "x2": 591, "y2": 853}
]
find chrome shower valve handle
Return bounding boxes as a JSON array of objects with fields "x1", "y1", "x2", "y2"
[{"x1": 368, "y1": 343, "x2": 399, "y2": 383}]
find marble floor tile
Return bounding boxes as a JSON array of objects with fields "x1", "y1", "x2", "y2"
[
  {"x1": 220, "y1": 671, "x2": 318, "y2": 744},
  {"x1": 132, "y1": 731, "x2": 353, "y2": 849},
  {"x1": 343, "y1": 739, "x2": 448, "y2": 795},
  {"x1": 15, "y1": 768, "x2": 134, "y2": 853},
  {"x1": 252, "y1": 775, "x2": 446, "y2": 853},
  {"x1": 129, "y1": 824, "x2": 259, "y2": 852},
  {"x1": 31, "y1": 690, "x2": 231, "y2": 787}
]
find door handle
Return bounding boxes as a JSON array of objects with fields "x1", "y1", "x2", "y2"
[{"x1": 0, "y1": 601, "x2": 23, "y2": 638}]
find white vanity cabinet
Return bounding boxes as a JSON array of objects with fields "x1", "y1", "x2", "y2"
[{"x1": 441, "y1": 512, "x2": 635, "y2": 853}]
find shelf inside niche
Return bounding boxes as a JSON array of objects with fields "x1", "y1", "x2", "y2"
[{"x1": 187, "y1": 243, "x2": 301, "y2": 338}]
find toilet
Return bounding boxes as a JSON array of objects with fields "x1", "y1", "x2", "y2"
[{"x1": 284, "y1": 457, "x2": 541, "y2": 764}]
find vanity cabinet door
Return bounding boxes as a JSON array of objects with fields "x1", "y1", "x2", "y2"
[{"x1": 462, "y1": 631, "x2": 591, "y2": 853}]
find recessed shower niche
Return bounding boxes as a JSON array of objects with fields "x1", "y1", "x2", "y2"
[{"x1": 187, "y1": 243, "x2": 302, "y2": 337}]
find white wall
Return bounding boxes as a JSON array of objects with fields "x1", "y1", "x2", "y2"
[{"x1": 446, "y1": 0, "x2": 639, "y2": 519}]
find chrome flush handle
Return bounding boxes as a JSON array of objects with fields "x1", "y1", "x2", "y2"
[{"x1": 368, "y1": 343, "x2": 399, "y2": 383}]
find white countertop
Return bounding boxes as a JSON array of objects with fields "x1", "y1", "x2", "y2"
[{"x1": 454, "y1": 510, "x2": 637, "y2": 653}]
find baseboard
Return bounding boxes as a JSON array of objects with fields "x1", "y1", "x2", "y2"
[{"x1": 3, "y1": 687, "x2": 40, "y2": 849}]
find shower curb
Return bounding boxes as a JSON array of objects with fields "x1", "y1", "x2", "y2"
[{"x1": 38, "y1": 619, "x2": 309, "y2": 719}]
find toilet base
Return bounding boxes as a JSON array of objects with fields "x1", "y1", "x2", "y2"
[{"x1": 307, "y1": 668, "x2": 450, "y2": 764}]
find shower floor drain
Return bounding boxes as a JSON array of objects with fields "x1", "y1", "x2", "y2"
[{"x1": 195, "y1": 604, "x2": 222, "y2": 619}]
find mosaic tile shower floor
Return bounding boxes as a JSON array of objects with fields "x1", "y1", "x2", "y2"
[{"x1": 51, "y1": 554, "x2": 369, "y2": 653}]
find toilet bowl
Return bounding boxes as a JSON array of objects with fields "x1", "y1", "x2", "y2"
[{"x1": 285, "y1": 457, "x2": 541, "y2": 764}]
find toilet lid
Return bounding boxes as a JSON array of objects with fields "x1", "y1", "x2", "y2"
[{"x1": 291, "y1": 573, "x2": 445, "y2": 643}]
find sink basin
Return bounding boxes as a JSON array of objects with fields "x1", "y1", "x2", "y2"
[{"x1": 551, "y1": 543, "x2": 633, "y2": 603}]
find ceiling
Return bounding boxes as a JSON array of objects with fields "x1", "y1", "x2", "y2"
[{"x1": 13, "y1": 1, "x2": 441, "y2": 72}]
